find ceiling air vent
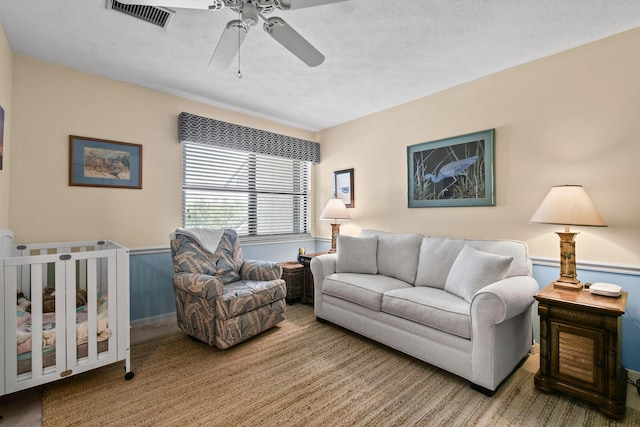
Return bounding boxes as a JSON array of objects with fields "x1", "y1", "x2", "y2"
[{"x1": 106, "y1": 0, "x2": 174, "y2": 28}]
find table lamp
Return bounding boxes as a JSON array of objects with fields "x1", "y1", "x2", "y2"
[
  {"x1": 320, "y1": 198, "x2": 351, "y2": 253},
  {"x1": 530, "y1": 185, "x2": 606, "y2": 289}
]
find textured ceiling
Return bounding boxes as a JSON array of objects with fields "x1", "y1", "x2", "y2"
[{"x1": 1, "y1": 0, "x2": 640, "y2": 131}]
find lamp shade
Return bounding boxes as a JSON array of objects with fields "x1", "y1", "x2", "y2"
[
  {"x1": 320, "y1": 198, "x2": 351, "y2": 222},
  {"x1": 530, "y1": 185, "x2": 606, "y2": 227}
]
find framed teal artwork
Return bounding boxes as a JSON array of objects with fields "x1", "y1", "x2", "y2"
[{"x1": 407, "y1": 129, "x2": 494, "y2": 208}]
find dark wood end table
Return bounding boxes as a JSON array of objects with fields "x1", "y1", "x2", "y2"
[
  {"x1": 534, "y1": 283, "x2": 628, "y2": 420},
  {"x1": 298, "y1": 252, "x2": 328, "y2": 305}
]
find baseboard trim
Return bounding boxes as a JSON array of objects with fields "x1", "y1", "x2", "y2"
[{"x1": 530, "y1": 342, "x2": 540, "y2": 355}]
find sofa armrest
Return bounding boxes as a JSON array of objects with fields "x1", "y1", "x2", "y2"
[
  {"x1": 311, "y1": 253, "x2": 337, "y2": 318},
  {"x1": 471, "y1": 275, "x2": 539, "y2": 324},
  {"x1": 310, "y1": 254, "x2": 337, "y2": 285},
  {"x1": 173, "y1": 272, "x2": 224, "y2": 303},
  {"x1": 470, "y1": 275, "x2": 539, "y2": 391},
  {"x1": 240, "y1": 260, "x2": 283, "y2": 281}
]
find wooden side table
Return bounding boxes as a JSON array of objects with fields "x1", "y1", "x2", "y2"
[
  {"x1": 534, "y1": 283, "x2": 628, "y2": 420},
  {"x1": 298, "y1": 252, "x2": 327, "y2": 305}
]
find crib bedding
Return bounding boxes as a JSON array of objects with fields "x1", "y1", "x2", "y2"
[{"x1": 15, "y1": 294, "x2": 111, "y2": 375}]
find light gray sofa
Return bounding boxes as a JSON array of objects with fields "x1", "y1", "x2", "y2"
[{"x1": 311, "y1": 229, "x2": 539, "y2": 394}]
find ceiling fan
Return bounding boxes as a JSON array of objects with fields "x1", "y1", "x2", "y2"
[{"x1": 118, "y1": 0, "x2": 348, "y2": 69}]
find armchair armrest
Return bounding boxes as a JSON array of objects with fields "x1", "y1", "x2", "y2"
[
  {"x1": 471, "y1": 275, "x2": 539, "y2": 325},
  {"x1": 240, "y1": 260, "x2": 283, "y2": 281},
  {"x1": 173, "y1": 272, "x2": 224, "y2": 304}
]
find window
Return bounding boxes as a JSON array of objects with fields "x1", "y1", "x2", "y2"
[{"x1": 182, "y1": 142, "x2": 311, "y2": 241}]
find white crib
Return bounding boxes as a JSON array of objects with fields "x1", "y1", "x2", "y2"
[{"x1": 0, "y1": 230, "x2": 133, "y2": 395}]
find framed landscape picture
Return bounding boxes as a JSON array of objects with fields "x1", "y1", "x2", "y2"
[
  {"x1": 69, "y1": 136, "x2": 142, "y2": 189},
  {"x1": 334, "y1": 168, "x2": 354, "y2": 208},
  {"x1": 407, "y1": 129, "x2": 494, "y2": 208}
]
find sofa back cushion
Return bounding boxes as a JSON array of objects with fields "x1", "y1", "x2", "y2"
[
  {"x1": 360, "y1": 230, "x2": 423, "y2": 284},
  {"x1": 335, "y1": 235, "x2": 379, "y2": 274},
  {"x1": 415, "y1": 236, "x2": 530, "y2": 289}
]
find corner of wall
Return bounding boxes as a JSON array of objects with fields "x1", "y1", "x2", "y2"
[{"x1": 0, "y1": 21, "x2": 13, "y2": 229}]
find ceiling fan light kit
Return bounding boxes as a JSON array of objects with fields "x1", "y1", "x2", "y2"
[
  {"x1": 241, "y1": 1, "x2": 259, "y2": 26},
  {"x1": 120, "y1": 0, "x2": 348, "y2": 71}
]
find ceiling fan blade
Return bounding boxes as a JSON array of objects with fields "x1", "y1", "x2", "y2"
[
  {"x1": 278, "y1": 0, "x2": 348, "y2": 10},
  {"x1": 263, "y1": 17, "x2": 324, "y2": 67},
  {"x1": 209, "y1": 20, "x2": 249, "y2": 70},
  {"x1": 116, "y1": 0, "x2": 223, "y2": 10}
]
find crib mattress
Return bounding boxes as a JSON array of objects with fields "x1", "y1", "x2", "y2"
[{"x1": 16, "y1": 294, "x2": 111, "y2": 375}]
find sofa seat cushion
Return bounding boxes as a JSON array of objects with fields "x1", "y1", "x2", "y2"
[
  {"x1": 323, "y1": 273, "x2": 412, "y2": 311},
  {"x1": 381, "y1": 287, "x2": 471, "y2": 339},
  {"x1": 215, "y1": 279, "x2": 286, "y2": 320}
]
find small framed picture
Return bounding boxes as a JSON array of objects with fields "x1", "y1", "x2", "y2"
[
  {"x1": 69, "y1": 135, "x2": 142, "y2": 189},
  {"x1": 334, "y1": 168, "x2": 354, "y2": 208}
]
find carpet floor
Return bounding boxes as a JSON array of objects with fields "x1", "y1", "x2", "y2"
[{"x1": 43, "y1": 304, "x2": 639, "y2": 426}]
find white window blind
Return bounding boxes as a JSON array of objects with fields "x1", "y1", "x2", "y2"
[{"x1": 182, "y1": 142, "x2": 311, "y2": 240}]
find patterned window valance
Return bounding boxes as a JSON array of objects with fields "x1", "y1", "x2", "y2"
[{"x1": 178, "y1": 112, "x2": 320, "y2": 164}]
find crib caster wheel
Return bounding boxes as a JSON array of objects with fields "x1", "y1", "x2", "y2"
[{"x1": 125, "y1": 372, "x2": 135, "y2": 380}]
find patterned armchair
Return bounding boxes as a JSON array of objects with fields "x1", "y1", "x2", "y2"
[{"x1": 170, "y1": 228, "x2": 286, "y2": 349}]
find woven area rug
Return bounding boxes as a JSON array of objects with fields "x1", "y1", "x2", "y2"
[{"x1": 43, "y1": 304, "x2": 639, "y2": 426}]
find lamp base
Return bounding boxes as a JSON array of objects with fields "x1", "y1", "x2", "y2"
[
  {"x1": 328, "y1": 223, "x2": 340, "y2": 253},
  {"x1": 552, "y1": 280, "x2": 583, "y2": 290}
]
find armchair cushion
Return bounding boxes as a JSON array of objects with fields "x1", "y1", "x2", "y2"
[
  {"x1": 171, "y1": 234, "x2": 217, "y2": 275},
  {"x1": 240, "y1": 260, "x2": 283, "y2": 281},
  {"x1": 171, "y1": 229, "x2": 243, "y2": 284},
  {"x1": 216, "y1": 279, "x2": 287, "y2": 320},
  {"x1": 213, "y1": 229, "x2": 244, "y2": 284}
]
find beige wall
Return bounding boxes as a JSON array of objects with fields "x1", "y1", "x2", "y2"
[
  {"x1": 6, "y1": 27, "x2": 640, "y2": 265},
  {"x1": 0, "y1": 23, "x2": 11, "y2": 228},
  {"x1": 9, "y1": 55, "x2": 315, "y2": 247},
  {"x1": 316, "y1": 27, "x2": 640, "y2": 266}
]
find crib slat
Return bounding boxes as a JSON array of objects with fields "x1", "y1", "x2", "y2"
[
  {"x1": 54, "y1": 259, "x2": 67, "y2": 374},
  {"x1": 87, "y1": 258, "x2": 98, "y2": 363},
  {"x1": 3, "y1": 265, "x2": 18, "y2": 391},
  {"x1": 108, "y1": 254, "x2": 117, "y2": 362},
  {"x1": 65, "y1": 257, "x2": 77, "y2": 371},
  {"x1": 116, "y1": 248, "x2": 131, "y2": 369},
  {"x1": 30, "y1": 264, "x2": 44, "y2": 380}
]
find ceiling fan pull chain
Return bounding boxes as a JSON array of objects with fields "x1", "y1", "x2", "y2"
[{"x1": 237, "y1": 10, "x2": 243, "y2": 79}]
